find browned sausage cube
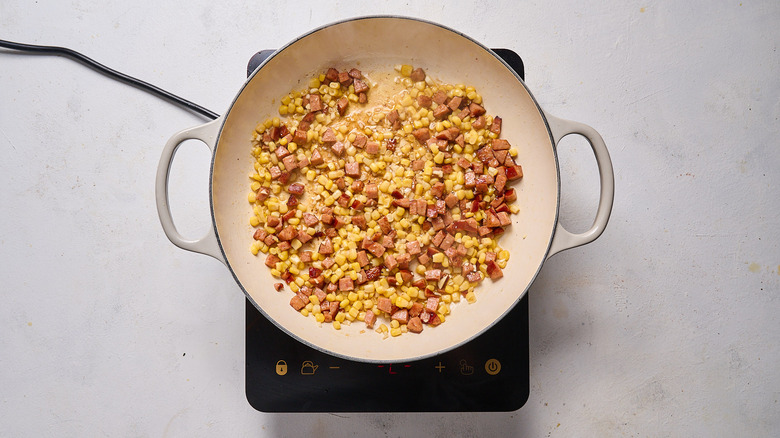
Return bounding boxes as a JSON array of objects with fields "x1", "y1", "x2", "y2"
[
  {"x1": 410, "y1": 67, "x2": 426, "y2": 82},
  {"x1": 348, "y1": 68, "x2": 362, "y2": 79},
  {"x1": 406, "y1": 240, "x2": 421, "y2": 255},
  {"x1": 282, "y1": 154, "x2": 298, "y2": 171},
  {"x1": 407, "y1": 316, "x2": 423, "y2": 333},
  {"x1": 412, "y1": 128, "x2": 431, "y2": 143},
  {"x1": 310, "y1": 148, "x2": 324, "y2": 166},
  {"x1": 318, "y1": 237, "x2": 334, "y2": 255},
  {"x1": 356, "y1": 250, "x2": 370, "y2": 267},
  {"x1": 325, "y1": 67, "x2": 339, "y2": 82},
  {"x1": 425, "y1": 297, "x2": 440, "y2": 314},
  {"x1": 290, "y1": 295, "x2": 307, "y2": 311},
  {"x1": 345, "y1": 162, "x2": 360, "y2": 177},
  {"x1": 391, "y1": 309, "x2": 409, "y2": 324},
  {"x1": 377, "y1": 297, "x2": 393, "y2": 314},
  {"x1": 353, "y1": 79, "x2": 369, "y2": 94},
  {"x1": 447, "y1": 96, "x2": 462, "y2": 111},
  {"x1": 366, "y1": 141, "x2": 380, "y2": 155},
  {"x1": 338, "y1": 277, "x2": 354, "y2": 291},
  {"x1": 384, "y1": 253, "x2": 398, "y2": 271},
  {"x1": 469, "y1": 103, "x2": 486, "y2": 117},
  {"x1": 432, "y1": 90, "x2": 447, "y2": 104},
  {"x1": 321, "y1": 128, "x2": 337, "y2": 145},
  {"x1": 486, "y1": 261, "x2": 504, "y2": 280},
  {"x1": 492, "y1": 138, "x2": 511, "y2": 150},
  {"x1": 337, "y1": 96, "x2": 348, "y2": 115},
  {"x1": 353, "y1": 133, "x2": 368, "y2": 148},
  {"x1": 433, "y1": 104, "x2": 452, "y2": 120},
  {"x1": 364, "y1": 311, "x2": 377, "y2": 329},
  {"x1": 331, "y1": 141, "x2": 345, "y2": 156},
  {"x1": 309, "y1": 94, "x2": 323, "y2": 112},
  {"x1": 365, "y1": 183, "x2": 379, "y2": 199},
  {"x1": 489, "y1": 116, "x2": 502, "y2": 135},
  {"x1": 425, "y1": 269, "x2": 442, "y2": 281},
  {"x1": 417, "y1": 94, "x2": 432, "y2": 108},
  {"x1": 338, "y1": 70, "x2": 352, "y2": 86},
  {"x1": 409, "y1": 301, "x2": 424, "y2": 317}
]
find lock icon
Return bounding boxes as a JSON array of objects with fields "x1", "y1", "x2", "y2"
[{"x1": 275, "y1": 360, "x2": 288, "y2": 376}]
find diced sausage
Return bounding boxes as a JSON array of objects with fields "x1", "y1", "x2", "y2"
[
  {"x1": 366, "y1": 241, "x2": 386, "y2": 257},
  {"x1": 433, "y1": 104, "x2": 451, "y2": 120},
  {"x1": 269, "y1": 166, "x2": 282, "y2": 180},
  {"x1": 436, "y1": 127, "x2": 460, "y2": 141},
  {"x1": 338, "y1": 70, "x2": 352, "y2": 86},
  {"x1": 410, "y1": 67, "x2": 426, "y2": 82},
  {"x1": 378, "y1": 216, "x2": 392, "y2": 234},
  {"x1": 353, "y1": 133, "x2": 367, "y2": 148},
  {"x1": 417, "y1": 94, "x2": 433, "y2": 108},
  {"x1": 425, "y1": 269, "x2": 442, "y2": 281},
  {"x1": 377, "y1": 297, "x2": 393, "y2": 313},
  {"x1": 302, "y1": 213, "x2": 319, "y2": 227},
  {"x1": 440, "y1": 234, "x2": 454, "y2": 251},
  {"x1": 430, "y1": 182, "x2": 445, "y2": 198},
  {"x1": 297, "y1": 230, "x2": 313, "y2": 244},
  {"x1": 309, "y1": 94, "x2": 323, "y2": 112},
  {"x1": 338, "y1": 277, "x2": 354, "y2": 291},
  {"x1": 472, "y1": 115, "x2": 486, "y2": 129},
  {"x1": 325, "y1": 67, "x2": 339, "y2": 83},
  {"x1": 406, "y1": 240, "x2": 421, "y2": 255},
  {"x1": 466, "y1": 270, "x2": 483, "y2": 283},
  {"x1": 265, "y1": 253, "x2": 281, "y2": 269},
  {"x1": 321, "y1": 128, "x2": 337, "y2": 145},
  {"x1": 274, "y1": 282, "x2": 285, "y2": 292},
  {"x1": 432, "y1": 90, "x2": 447, "y2": 104},
  {"x1": 337, "y1": 96, "x2": 348, "y2": 115},
  {"x1": 409, "y1": 301, "x2": 424, "y2": 318},
  {"x1": 497, "y1": 211, "x2": 512, "y2": 226},
  {"x1": 447, "y1": 96, "x2": 462, "y2": 111},
  {"x1": 318, "y1": 237, "x2": 334, "y2": 255},
  {"x1": 412, "y1": 128, "x2": 431, "y2": 143},
  {"x1": 290, "y1": 295, "x2": 307, "y2": 311},
  {"x1": 486, "y1": 261, "x2": 504, "y2": 280},
  {"x1": 274, "y1": 145, "x2": 291, "y2": 159},
  {"x1": 444, "y1": 192, "x2": 459, "y2": 208},
  {"x1": 382, "y1": 253, "x2": 397, "y2": 271},
  {"x1": 364, "y1": 311, "x2": 376, "y2": 329},
  {"x1": 358, "y1": 92, "x2": 368, "y2": 103},
  {"x1": 366, "y1": 141, "x2": 380, "y2": 155},
  {"x1": 330, "y1": 141, "x2": 345, "y2": 156},
  {"x1": 348, "y1": 68, "x2": 362, "y2": 79},
  {"x1": 386, "y1": 109, "x2": 401, "y2": 130},
  {"x1": 351, "y1": 214, "x2": 367, "y2": 229},
  {"x1": 391, "y1": 309, "x2": 409, "y2": 324},
  {"x1": 489, "y1": 116, "x2": 502, "y2": 135},
  {"x1": 282, "y1": 154, "x2": 298, "y2": 171},
  {"x1": 469, "y1": 103, "x2": 486, "y2": 117},
  {"x1": 425, "y1": 297, "x2": 439, "y2": 314},
  {"x1": 353, "y1": 78, "x2": 369, "y2": 94},
  {"x1": 492, "y1": 138, "x2": 511, "y2": 150},
  {"x1": 407, "y1": 316, "x2": 423, "y2": 333},
  {"x1": 464, "y1": 171, "x2": 476, "y2": 188},
  {"x1": 356, "y1": 250, "x2": 370, "y2": 267},
  {"x1": 278, "y1": 225, "x2": 297, "y2": 241},
  {"x1": 506, "y1": 164, "x2": 523, "y2": 180},
  {"x1": 495, "y1": 172, "x2": 508, "y2": 193},
  {"x1": 504, "y1": 188, "x2": 517, "y2": 202},
  {"x1": 345, "y1": 162, "x2": 360, "y2": 177},
  {"x1": 293, "y1": 129, "x2": 307, "y2": 145},
  {"x1": 310, "y1": 148, "x2": 324, "y2": 166},
  {"x1": 365, "y1": 183, "x2": 379, "y2": 199}
]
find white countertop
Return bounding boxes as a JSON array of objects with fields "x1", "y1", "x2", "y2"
[{"x1": 2, "y1": 1, "x2": 778, "y2": 436}]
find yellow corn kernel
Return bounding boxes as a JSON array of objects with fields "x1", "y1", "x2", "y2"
[
  {"x1": 466, "y1": 291, "x2": 477, "y2": 303},
  {"x1": 390, "y1": 327, "x2": 402, "y2": 337},
  {"x1": 315, "y1": 313, "x2": 326, "y2": 323},
  {"x1": 335, "y1": 312, "x2": 346, "y2": 323},
  {"x1": 249, "y1": 216, "x2": 260, "y2": 227},
  {"x1": 400, "y1": 64, "x2": 413, "y2": 77},
  {"x1": 332, "y1": 320, "x2": 342, "y2": 330}
]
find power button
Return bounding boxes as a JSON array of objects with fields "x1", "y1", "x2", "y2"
[
  {"x1": 485, "y1": 358, "x2": 501, "y2": 375},
  {"x1": 275, "y1": 360, "x2": 288, "y2": 376}
]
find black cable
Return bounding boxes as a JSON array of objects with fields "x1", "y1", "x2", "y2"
[{"x1": 0, "y1": 39, "x2": 219, "y2": 120}]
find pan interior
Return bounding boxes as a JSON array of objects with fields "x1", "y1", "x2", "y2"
[{"x1": 212, "y1": 17, "x2": 558, "y2": 362}]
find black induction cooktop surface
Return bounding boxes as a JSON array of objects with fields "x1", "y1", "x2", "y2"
[{"x1": 245, "y1": 48, "x2": 529, "y2": 413}]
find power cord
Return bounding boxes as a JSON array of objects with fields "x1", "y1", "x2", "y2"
[{"x1": 0, "y1": 38, "x2": 219, "y2": 120}]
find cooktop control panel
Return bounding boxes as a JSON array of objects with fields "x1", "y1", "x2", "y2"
[{"x1": 245, "y1": 294, "x2": 528, "y2": 412}]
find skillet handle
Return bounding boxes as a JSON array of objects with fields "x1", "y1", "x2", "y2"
[
  {"x1": 155, "y1": 118, "x2": 226, "y2": 265},
  {"x1": 543, "y1": 112, "x2": 614, "y2": 260}
]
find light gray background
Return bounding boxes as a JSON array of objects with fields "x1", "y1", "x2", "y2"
[{"x1": 2, "y1": 1, "x2": 778, "y2": 436}]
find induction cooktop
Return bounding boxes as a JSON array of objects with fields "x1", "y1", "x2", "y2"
[{"x1": 244, "y1": 48, "x2": 529, "y2": 413}]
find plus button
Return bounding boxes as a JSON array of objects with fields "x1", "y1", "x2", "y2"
[{"x1": 435, "y1": 361, "x2": 445, "y2": 373}]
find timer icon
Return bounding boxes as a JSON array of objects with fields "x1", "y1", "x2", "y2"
[{"x1": 485, "y1": 358, "x2": 501, "y2": 375}]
